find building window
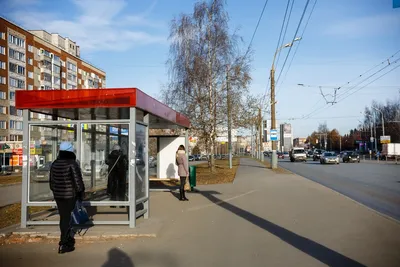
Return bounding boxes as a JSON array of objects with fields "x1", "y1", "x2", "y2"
[
  {"x1": 0, "y1": 106, "x2": 6, "y2": 114},
  {"x1": 41, "y1": 49, "x2": 51, "y2": 57},
  {"x1": 0, "y1": 121, "x2": 6, "y2": 129},
  {"x1": 10, "y1": 77, "x2": 25, "y2": 89},
  {"x1": 28, "y1": 58, "x2": 33, "y2": 65},
  {"x1": 28, "y1": 71, "x2": 33, "y2": 79},
  {"x1": 54, "y1": 77, "x2": 60, "y2": 86},
  {"x1": 0, "y1": 77, "x2": 6, "y2": 84},
  {"x1": 67, "y1": 62, "x2": 77, "y2": 72},
  {"x1": 10, "y1": 120, "x2": 23, "y2": 130},
  {"x1": 9, "y1": 48, "x2": 25, "y2": 62},
  {"x1": 42, "y1": 73, "x2": 52, "y2": 82},
  {"x1": 53, "y1": 65, "x2": 61, "y2": 74},
  {"x1": 0, "y1": 92, "x2": 6, "y2": 99},
  {"x1": 9, "y1": 62, "x2": 25, "y2": 75},
  {"x1": 53, "y1": 55, "x2": 60, "y2": 62},
  {"x1": 10, "y1": 92, "x2": 15, "y2": 100},
  {"x1": 0, "y1": 61, "x2": 5, "y2": 69},
  {"x1": 0, "y1": 46, "x2": 5, "y2": 55},
  {"x1": 78, "y1": 79, "x2": 81, "y2": 84},
  {"x1": 62, "y1": 83, "x2": 66, "y2": 89},
  {"x1": 8, "y1": 34, "x2": 25, "y2": 48},
  {"x1": 67, "y1": 73, "x2": 77, "y2": 82},
  {"x1": 28, "y1": 84, "x2": 33, "y2": 90},
  {"x1": 62, "y1": 72, "x2": 65, "y2": 78},
  {"x1": 41, "y1": 60, "x2": 52, "y2": 70},
  {"x1": 67, "y1": 83, "x2": 77, "y2": 89},
  {"x1": 10, "y1": 135, "x2": 22, "y2": 141},
  {"x1": 0, "y1": 33, "x2": 5, "y2": 40},
  {"x1": 28, "y1": 45, "x2": 33, "y2": 52}
]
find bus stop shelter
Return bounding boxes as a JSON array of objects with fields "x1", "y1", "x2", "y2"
[{"x1": 15, "y1": 88, "x2": 190, "y2": 228}]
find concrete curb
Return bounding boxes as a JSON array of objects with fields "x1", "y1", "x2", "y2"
[
  {"x1": 0, "y1": 182, "x2": 21, "y2": 188},
  {"x1": 0, "y1": 232, "x2": 156, "y2": 244}
]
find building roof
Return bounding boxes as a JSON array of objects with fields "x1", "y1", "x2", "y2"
[{"x1": 15, "y1": 88, "x2": 191, "y2": 129}]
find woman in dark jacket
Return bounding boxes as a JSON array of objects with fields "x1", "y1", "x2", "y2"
[
  {"x1": 49, "y1": 141, "x2": 85, "y2": 254},
  {"x1": 106, "y1": 144, "x2": 128, "y2": 201}
]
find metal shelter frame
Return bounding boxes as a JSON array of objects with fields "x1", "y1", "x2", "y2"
[{"x1": 15, "y1": 88, "x2": 190, "y2": 228}]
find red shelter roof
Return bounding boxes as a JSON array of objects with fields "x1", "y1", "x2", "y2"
[{"x1": 16, "y1": 88, "x2": 190, "y2": 129}]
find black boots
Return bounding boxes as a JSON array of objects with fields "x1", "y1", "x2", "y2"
[
  {"x1": 58, "y1": 235, "x2": 75, "y2": 254},
  {"x1": 179, "y1": 189, "x2": 189, "y2": 201}
]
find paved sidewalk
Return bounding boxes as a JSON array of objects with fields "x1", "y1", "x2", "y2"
[{"x1": 1, "y1": 157, "x2": 400, "y2": 267}]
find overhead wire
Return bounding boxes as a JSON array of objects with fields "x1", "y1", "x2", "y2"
[
  {"x1": 244, "y1": 0, "x2": 270, "y2": 58},
  {"x1": 275, "y1": 0, "x2": 311, "y2": 84},
  {"x1": 276, "y1": 0, "x2": 318, "y2": 96},
  {"x1": 274, "y1": 0, "x2": 295, "y2": 70},
  {"x1": 262, "y1": 0, "x2": 294, "y2": 116},
  {"x1": 299, "y1": 50, "x2": 400, "y2": 118},
  {"x1": 301, "y1": 57, "x2": 400, "y2": 119}
]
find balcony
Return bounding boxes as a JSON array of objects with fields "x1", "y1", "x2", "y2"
[{"x1": 40, "y1": 66, "x2": 52, "y2": 75}]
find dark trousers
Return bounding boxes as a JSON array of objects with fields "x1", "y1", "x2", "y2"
[
  {"x1": 55, "y1": 198, "x2": 76, "y2": 246},
  {"x1": 180, "y1": 176, "x2": 187, "y2": 191}
]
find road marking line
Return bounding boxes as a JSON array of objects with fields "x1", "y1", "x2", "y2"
[{"x1": 187, "y1": 190, "x2": 257, "y2": 212}]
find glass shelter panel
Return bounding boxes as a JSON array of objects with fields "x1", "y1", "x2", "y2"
[
  {"x1": 29, "y1": 124, "x2": 77, "y2": 202},
  {"x1": 81, "y1": 123, "x2": 129, "y2": 202},
  {"x1": 136, "y1": 123, "x2": 147, "y2": 200}
]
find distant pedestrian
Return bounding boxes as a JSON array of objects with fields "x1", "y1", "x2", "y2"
[
  {"x1": 49, "y1": 141, "x2": 85, "y2": 254},
  {"x1": 176, "y1": 145, "x2": 189, "y2": 201}
]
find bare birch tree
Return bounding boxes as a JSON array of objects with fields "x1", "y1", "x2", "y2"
[{"x1": 163, "y1": 0, "x2": 253, "y2": 171}]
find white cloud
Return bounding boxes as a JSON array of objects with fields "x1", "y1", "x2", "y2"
[
  {"x1": 9, "y1": 0, "x2": 167, "y2": 52},
  {"x1": 323, "y1": 13, "x2": 400, "y2": 38}
]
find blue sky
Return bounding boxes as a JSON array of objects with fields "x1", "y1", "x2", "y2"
[{"x1": 2, "y1": 0, "x2": 399, "y2": 137}]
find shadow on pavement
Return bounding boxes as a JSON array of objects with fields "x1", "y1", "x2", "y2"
[
  {"x1": 101, "y1": 248, "x2": 178, "y2": 267},
  {"x1": 102, "y1": 248, "x2": 134, "y2": 267},
  {"x1": 199, "y1": 190, "x2": 366, "y2": 267}
]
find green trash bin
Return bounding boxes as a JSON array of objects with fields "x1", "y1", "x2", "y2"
[{"x1": 189, "y1": 165, "x2": 197, "y2": 190}]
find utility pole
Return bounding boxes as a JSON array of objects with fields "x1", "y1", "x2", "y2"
[
  {"x1": 339, "y1": 135, "x2": 342, "y2": 152},
  {"x1": 259, "y1": 107, "x2": 263, "y2": 161},
  {"x1": 251, "y1": 126, "x2": 254, "y2": 158},
  {"x1": 374, "y1": 112, "x2": 377, "y2": 152},
  {"x1": 226, "y1": 65, "x2": 232, "y2": 169},
  {"x1": 270, "y1": 67, "x2": 277, "y2": 168}
]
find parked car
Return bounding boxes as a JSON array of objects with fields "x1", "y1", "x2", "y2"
[
  {"x1": 200, "y1": 154, "x2": 209, "y2": 161},
  {"x1": 307, "y1": 150, "x2": 314, "y2": 158},
  {"x1": 82, "y1": 160, "x2": 108, "y2": 178},
  {"x1": 313, "y1": 149, "x2": 325, "y2": 161},
  {"x1": 290, "y1": 148, "x2": 307, "y2": 162},
  {"x1": 320, "y1": 152, "x2": 340, "y2": 164},
  {"x1": 277, "y1": 152, "x2": 285, "y2": 159},
  {"x1": 31, "y1": 161, "x2": 52, "y2": 182},
  {"x1": 188, "y1": 155, "x2": 195, "y2": 161},
  {"x1": 263, "y1": 151, "x2": 270, "y2": 157},
  {"x1": 342, "y1": 151, "x2": 360, "y2": 163}
]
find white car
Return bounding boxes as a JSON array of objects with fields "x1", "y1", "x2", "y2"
[
  {"x1": 320, "y1": 152, "x2": 340, "y2": 165},
  {"x1": 82, "y1": 160, "x2": 108, "y2": 178}
]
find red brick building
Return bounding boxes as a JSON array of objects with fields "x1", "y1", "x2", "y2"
[{"x1": 0, "y1": 17, "x2": 106, "y2": 141}]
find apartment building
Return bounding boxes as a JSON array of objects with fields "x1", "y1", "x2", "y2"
[{"x1": 0, "y1": 17, "x2": 106, "y2": 141}]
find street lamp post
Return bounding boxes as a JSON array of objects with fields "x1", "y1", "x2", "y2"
[
  {"x1": 372, "y1": 107, "x2": 385, "y2": 136},
  {"x1": 270, "y1": 37, "x2": 301, "y2": 169}
]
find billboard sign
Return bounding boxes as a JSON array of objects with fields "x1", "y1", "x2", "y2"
[
  {"x1": 283, "y1": 123, "x2": 292, "y2": 138},
  {"x1": 380, "y1": 136, "x2": 391, "y2": 144}
]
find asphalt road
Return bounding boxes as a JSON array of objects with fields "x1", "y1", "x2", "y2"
[{"x1": 275, "y1": 157, "x2": 400, "y2": 221}]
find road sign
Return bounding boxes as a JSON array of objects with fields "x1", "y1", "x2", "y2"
[
  {"x1": 270, "y1": 129, "x2": 278, "y2": 141},
  {"x1": 380, "y1": 136, "x2": 391, "y2": 144}
]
